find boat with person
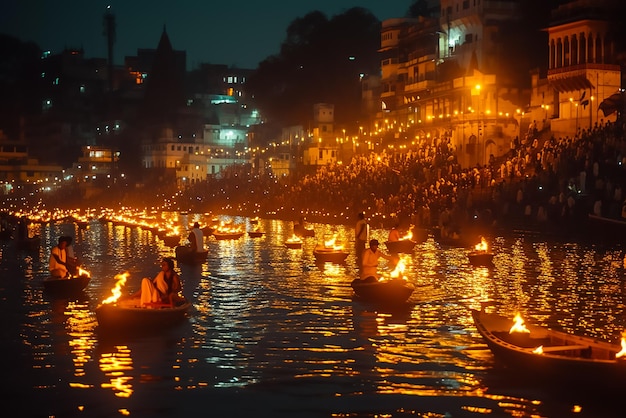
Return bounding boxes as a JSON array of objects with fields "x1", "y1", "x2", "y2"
[
  {"x1": 471, "y1": 307, "x2": 626, "y2": 383},
  {"x1": 96, "y1": 296, "x2": 192, "y2": 330},
  {"x1": 43, "y1": 272, "x2": 91, "y2": 295},
  {"x1": 385, "y1": 239, "x2": 416, "y2": 254},
  {"x1": 175, "y1": 246, "x2": 208, "y2": 264},
  {"x1": 351, "y1": 277, "x2": 415, "y2": 304}
]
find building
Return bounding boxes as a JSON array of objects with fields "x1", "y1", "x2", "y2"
[
  {"x1": 0, "y1": 131, "x2": 63, "y2": 194},
  {"x1": 542, "y1": 0, "x2": 622, "y2": 136}
]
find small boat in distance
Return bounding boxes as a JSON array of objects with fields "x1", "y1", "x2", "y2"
[
  {"x1": 313, "y1": 234, "x2": 348, "y2": 263},
  {"x1": 468, "y1": 236, "x2": 494, "y2": 266},
  {"x1": 285, "y1": 235, "x2": 303, "y2": 249}
]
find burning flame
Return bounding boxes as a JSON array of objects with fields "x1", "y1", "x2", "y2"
[
  {"x1": 509, "y1": 313, "x2": 530, "y2": 334},
  {"x1": 323, "y1": 235, "x2": 343, "y2": 250},
  {"x1": 474, "y1": 236, "x2": 488, "y2": 252},
  {"x1": 76, "y1": 266, "x2": 91, "y2": 277},
  {"x1": 101, "y1": 272, "x2": 130, "y2": 305},
  {"x1": 389, "y1": 259, "x2": 406, "y2": 280},
  {"x1": 616, "y1": 332, "x2": 626, "y2": 358},
  {"x1": 286, "y1": 234, "x2": 302, "y2": 244},
  {"x1": 401, "y1": 228, "x2": 413, "y2": 241},
  {"x1": 533, "y1": 345, "x2": 544, "y2": 354}
]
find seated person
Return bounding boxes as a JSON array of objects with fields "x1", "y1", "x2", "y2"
[
  {"x1": 188, "y1": 222, "x2": 204, "y2": 252},
  {"x1": 49, "y1": 236, "x2": 71, "y2": 278},
  {"x1": 388, "y1": 223, "x2": 401, "y2": 242},
  {"x1": 139, "y1": 257, "x2": 183, "y2": 307},
  {"x1": 360, "y1": 239, "x2": 395, "y2": 280}
]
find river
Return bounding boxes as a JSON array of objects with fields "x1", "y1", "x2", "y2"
[{"x1": 1, "y1": 214, "x2": 624, "y2": 417}]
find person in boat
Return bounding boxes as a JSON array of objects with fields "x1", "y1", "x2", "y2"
[
  {"x1": 355, "y1": 212, "x2": 369, "y2": 264},
  {"x1": 62, "y1": 235, "x2": 80, "y2": 275},
  {"x1": 188, "y1": 222, "x2": 204, "y2": 253},
  {"x1": 49, "y1": 236, "x2": 71, "y2": 278},
  {"x1": 138, "y1": 257, "x2": 183, "y2": 307},
  {"x1": 388, "y1": 222, "x2": 401, "y2": 242},
  {"x1": 360, "y1": 239, "x2": 395, "y2": 280}
]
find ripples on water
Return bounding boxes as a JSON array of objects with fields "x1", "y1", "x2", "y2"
[{"x1": 1, "y1": 215, "x2": 625, "y2": 417}]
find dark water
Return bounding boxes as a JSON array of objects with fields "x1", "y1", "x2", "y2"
[{"x1": 1, "y1": 215, "x2": 625, "y2": 417}]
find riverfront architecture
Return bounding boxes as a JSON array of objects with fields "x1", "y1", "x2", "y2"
[{"x1": 1, "y1": 0, "x2": 625, "y2": 199}]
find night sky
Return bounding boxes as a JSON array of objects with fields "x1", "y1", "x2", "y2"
[{"x1": 2, "y1": 1, "x2": 413, "y2": 69}]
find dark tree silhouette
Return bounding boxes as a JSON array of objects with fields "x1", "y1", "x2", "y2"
[{"x1": 247, "y1": 8, "x2": 380, "y2": 133}]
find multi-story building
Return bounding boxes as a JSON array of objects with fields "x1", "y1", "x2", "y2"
[
  {"x1": 372, "y1": 1, "x2": 527, "y2": 167},
  {"x1": 540, "y1": 0, "x2": 622, "y2": 136}
]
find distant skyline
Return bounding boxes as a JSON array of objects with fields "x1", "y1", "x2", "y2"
[{"x1": 2, "y1": 1, "x2": 415, "y2": 69}]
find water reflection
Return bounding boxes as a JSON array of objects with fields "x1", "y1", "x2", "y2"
[{"x1": 2, "y1": 216, "x2": 625, "y2": 416}]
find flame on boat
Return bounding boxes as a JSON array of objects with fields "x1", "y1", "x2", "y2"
[
  {"x1": 76, "y1": 266, "x2": 91, "y2": 277},
  {"x1": 509, "y1": 313, "x2": 530, "y2": 334},
  {"x1": 533, "y1": 345, "x2": 544, "y2": 354},
  {"x1": 389, "y1": 259, "x2": 407, "y2": 280},
  {"x1": 323, "y1": 235, "x2": 343, "y2": 250},
  {"x1": 401, "y1": 228, "x2": 413, "y2": 241},
  {"x1": 474, "y1": 236, "x2": 488, "y2": 252},
  {"x1": 286, "y1": 234, "x2": 302, "y2": 244},
  {"x1": 101, "y1": 272, "x2": 130, "y2": 305},
  {"x1": 616, "y1": 332, "x2": 626, "y2": 359}
]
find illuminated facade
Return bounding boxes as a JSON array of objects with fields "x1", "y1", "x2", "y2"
[
  {"x1": 374, "y1": 2, "x2": 525, "y2": 168},
  {"x1": 543, "y1": 0, "x2": 621, "y2": 136}
]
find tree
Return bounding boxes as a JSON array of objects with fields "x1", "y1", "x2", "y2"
[
  {"x1": 247, "y1": 8, "x2": 381, "y2": 135},
  {"x1": 407, "y1": 0, "x2": 431, "y2": 18}
]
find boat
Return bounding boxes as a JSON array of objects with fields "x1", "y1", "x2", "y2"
[
  {"x1": 313, "y1": 245, "x2": 348, "y2": 263},
  {"x1": 285, "y1": 235, "x2": 303, "y2": 249},
  {"x1": 471, "y1": 308, "x2": 626, "y2": 383},
  {"x1": 351, "y1": 277, "x2": 415, "y2": 304},
  {"x1": 467, "y1": 236, "x2": 494, "y2": 266},
  {"x1": 385, "y1": 239, "x2": 416, "y2": 254},
  {"x1": 96, "y1": 296, "x2": 192, "y2": 330},
  {"x1": 468, "y1": 251, "x2": 494, "y2": 266},
  {"x1": 248, "y1": 230, "x2": 265, "y2": 238},
  {"x1": 43, "y1": 274, "x2": 91, "y2": 295},
  {"x1": 175, "y1": 246, "x2": 208, "y2": 264},
  {"x1": 213, "y1": 231, "x2": 245, "y2": 240}
]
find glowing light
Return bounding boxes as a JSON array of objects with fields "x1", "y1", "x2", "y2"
[
  {"x1": 101, "y1": 272, "x2": 130, "y2": 304},
  {"x1": 509, "y1": 314, "x2": 530, "y2": 334}
]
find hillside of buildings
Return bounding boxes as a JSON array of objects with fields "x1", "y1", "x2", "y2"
[{"x1": 2, "y1": 0, "x2": 626, "y2": 240}]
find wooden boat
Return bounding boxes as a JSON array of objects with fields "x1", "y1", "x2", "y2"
[
  {"x1": 468, "y1": 250, "x2": 494, "y2": 266},
  {"x1": 313, "y1": 245, "x2": 349, "y2": 263},
  {"x1": 43, "y1": 274, "x2": 91, "y2": 295},
  {"x1": 16, "y1": 235, "x2": 41, "y2": 251},
  {"x1": 285, "y1": 240, "x2": 302, "y2": 249},
  {"x1": 212, "y1": 231, "x2": 245, "y2": 240},
  {"x1": 471, "y1": 308, "x2": 626, "y2": 382},
  {"x1": 96, "y1": 296, "x2": 192, "y2": 330},
  {"x1": 248, "y1": 230, "x2": 265, "y2": 238},
  {"x1": 175, "y1": 246, "x2": 208, "y2": 264},
  {"x1": 385, "y1": 239, "x2": 416, "y2": 254},
  {"x1": 351, "y1": 277, "x2": 415, "y2": 304}
]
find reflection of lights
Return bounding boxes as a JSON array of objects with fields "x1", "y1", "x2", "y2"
[{"x1": 100, "y1": 346, "x2": 134, "y2": 398}]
